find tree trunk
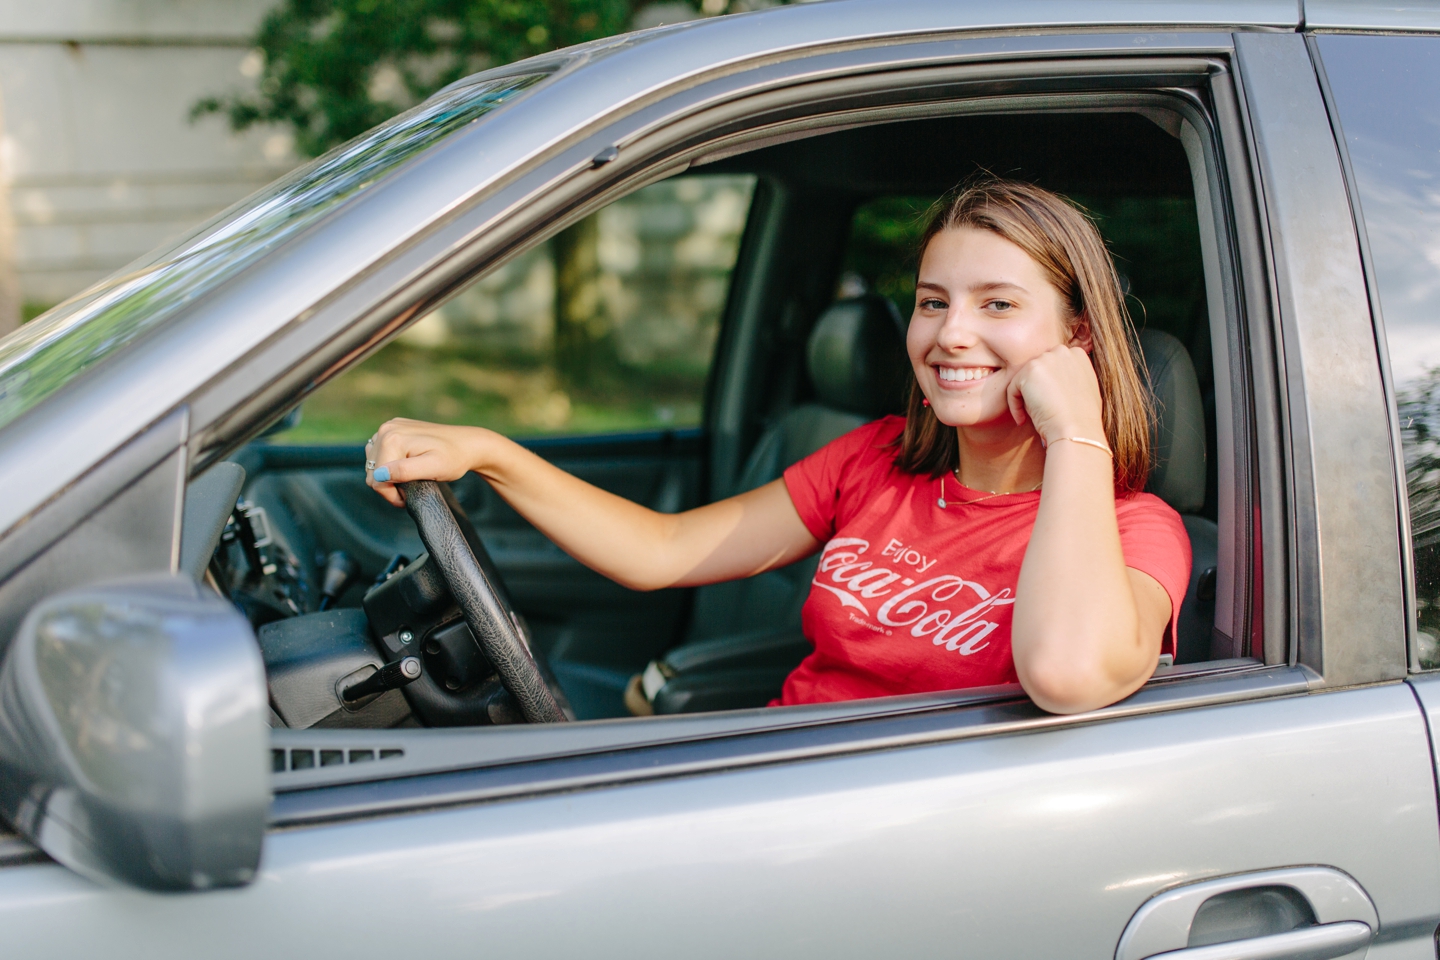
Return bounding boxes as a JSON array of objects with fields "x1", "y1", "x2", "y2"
[{"x1": 551, "y1": 215, "x2": 608, "y2": 388}]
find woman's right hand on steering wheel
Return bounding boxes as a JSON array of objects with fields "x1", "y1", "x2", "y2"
[
  {"x1": 362, "y1": 416, "x2": 817, "y2": 593},
  {"x1": 367, "y1": 418, "x2": 494, "y2": 507}
]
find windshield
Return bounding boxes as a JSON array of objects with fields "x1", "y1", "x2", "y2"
[{"x1": 0, "y1": 70, "x2": 547, "y2": 433}]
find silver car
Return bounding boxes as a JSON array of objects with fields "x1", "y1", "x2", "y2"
[{"x1": 3, "y1": 1, "x2": 1440, "y2": 957}]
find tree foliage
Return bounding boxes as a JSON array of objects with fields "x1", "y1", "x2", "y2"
[
  {"x1": 190, "y1": 0, "x2": 782, "y2": 390},
  {"x1": 194, "y1": 0, "x2": 660, "y2": 157}
]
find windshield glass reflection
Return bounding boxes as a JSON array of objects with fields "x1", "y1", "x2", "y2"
[{"x1": 0, "y1": 71, "x2": 546, "y2": 433}]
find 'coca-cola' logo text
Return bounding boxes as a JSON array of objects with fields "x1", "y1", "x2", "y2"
[{"x1": 811, "y1": 537, "x2": 1013, "y2": 655}]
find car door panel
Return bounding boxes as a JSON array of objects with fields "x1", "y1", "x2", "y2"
[
  {"x1": 3, "y1": 681, "x2": 1435, "y2": 959},
  {"x1": 1402, "y1": 673, "x2": 1440, "y2": 787}
]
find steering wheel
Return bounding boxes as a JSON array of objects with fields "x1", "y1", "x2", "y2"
[{"x1": 400, "y1": 480, "x2": 566, "y2": 724}]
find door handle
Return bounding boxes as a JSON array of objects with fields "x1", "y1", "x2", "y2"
[
  {"x1": 1143, "y1": 921, "x2": 1371, "y2": 960},
  {"x1": 1116, "y1": 866, "x2": 1377, "y2": 960}
]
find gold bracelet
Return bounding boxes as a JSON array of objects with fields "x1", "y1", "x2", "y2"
[{"x1": 1049, "y1": 436, "x2": 1113, "y2": 457}]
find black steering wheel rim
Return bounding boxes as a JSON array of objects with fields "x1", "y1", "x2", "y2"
[{"x1": 400, "y1": 480, "x2": 566, "y2": 724}]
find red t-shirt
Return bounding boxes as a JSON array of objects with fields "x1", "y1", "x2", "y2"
[{"x1": 778, "y1": 416, "x2": 1192, "y2": 706}]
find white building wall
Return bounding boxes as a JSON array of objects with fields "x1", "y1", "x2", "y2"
[{"x1": 0, "y1": 0, "x2": 299, "y2": 307}]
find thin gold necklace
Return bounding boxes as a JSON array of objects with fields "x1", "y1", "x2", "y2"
[{"x1": 938, "y1": 470, "x2": 1043, "y2": 508}]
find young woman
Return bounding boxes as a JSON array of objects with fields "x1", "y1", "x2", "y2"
[{"x1": 365, "y1": 179, "x2": 1191, "y2": 715}]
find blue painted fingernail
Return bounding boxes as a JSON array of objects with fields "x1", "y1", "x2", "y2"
[{"x1": 373, "y1": 467, "x2": 390, "y2": 482}]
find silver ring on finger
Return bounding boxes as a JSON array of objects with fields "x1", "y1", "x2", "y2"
[{"x1": 365, "y1": 459, "x2": 376, "y2": 471}]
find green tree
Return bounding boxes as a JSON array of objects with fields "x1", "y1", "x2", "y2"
[
  {"x1": 193, "y1": 0, "x2": 780, "y2": 387},
  {"x1": 194, "y1": 0, "x2": 720, "y2": 386},
  {"x1": 194, "y1": 0, "x2": 643, "y2": 157}
]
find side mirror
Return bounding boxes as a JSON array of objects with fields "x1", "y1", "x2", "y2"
[{"x1": 0, "y1": 574, "x2": 268, "y2": 890}]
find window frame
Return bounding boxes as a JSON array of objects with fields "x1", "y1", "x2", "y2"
[
  {"x1": 236, "y1": 33, "x2": 1299, "y2": 816},
  {"x1": 269, "y1": 665, "x2": 1314, "y2": 826},
  {"x1": 690, "y1": 75, "x2": 1263, "y2": 665}
]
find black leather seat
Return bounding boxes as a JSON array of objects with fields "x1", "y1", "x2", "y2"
[{"x1": 628, "y1": 307, "x2": 1216, "y2": 715}]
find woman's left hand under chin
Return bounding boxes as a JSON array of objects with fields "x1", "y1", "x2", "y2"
[{"x1": 1005, "y1": 344, "x2": 1106, "y2": 444}]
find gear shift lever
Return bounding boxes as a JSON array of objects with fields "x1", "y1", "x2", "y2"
[{"x1": 317, "y1": 550, "x2": 361, "y2": 610}]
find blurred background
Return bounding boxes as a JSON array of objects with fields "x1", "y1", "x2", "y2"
[
  {"x1": 0, "y1": 0, "x2": 795, "y2": 441},
  {"x1": 0, "y1": 0, "x2": 293, "y2": 325}
]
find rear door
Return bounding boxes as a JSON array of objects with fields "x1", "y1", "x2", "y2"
[{"x1": 1310, "y1": 13, "x2": 1440, "y2": 868}]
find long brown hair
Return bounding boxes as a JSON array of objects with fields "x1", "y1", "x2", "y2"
[{"x1": 894, "y1": 179, "x2": 1153, "y2": 494}]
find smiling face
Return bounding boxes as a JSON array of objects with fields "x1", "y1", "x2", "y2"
[{"x1": 908, "y1": 226, "x2": 1084, "y2": 432}]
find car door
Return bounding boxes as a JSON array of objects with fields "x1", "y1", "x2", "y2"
[{"x1": 4, "y1": 19, "x2": 1438, "y2": 960}]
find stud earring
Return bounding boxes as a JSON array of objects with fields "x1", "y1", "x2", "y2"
[{"x1": 922, "y1": 398, "x2": 931, "y2": 407}]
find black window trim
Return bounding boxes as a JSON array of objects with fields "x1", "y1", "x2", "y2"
[{"x1": 1211, "y1": 47, "x2": 1286, "y2": 671}]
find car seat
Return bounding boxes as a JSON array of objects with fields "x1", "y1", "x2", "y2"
[
  {"x1": 623, "y1": 295, "x2": 909, "y2": 714},
  {"x1": 625, "y1": 307, "x2": 1217, "y2": 715},
  {"x1": 1138, "y1": 328, "x2": 1216, "y2": 665}
]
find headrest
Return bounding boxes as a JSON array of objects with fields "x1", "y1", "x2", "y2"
[
  {"x1": 807, "y1": 295, "x2": 911, "y2": 417},
  {"x1": 1138, "y1": 328, "x2": 1206, "y2": 514}
]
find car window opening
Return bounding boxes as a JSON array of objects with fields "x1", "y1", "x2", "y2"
[{"x1": 189, "y1": 98, "x2": 1244, "y2": 743}]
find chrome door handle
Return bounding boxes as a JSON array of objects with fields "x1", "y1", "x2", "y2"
[
  {"x1": 1144, "y1": 921, "x2": 1371, "y2": 960},
  {"x1": 1116, "y1": 867, "x2": 1378, "y2": 960}
]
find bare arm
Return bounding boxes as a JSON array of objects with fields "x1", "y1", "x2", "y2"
[
  {"x1": 1007, "y1": 347, "x2": 1173, "y2": 714},
  {"x1": 367, "y1": 419, "x2": 819, "y2": 591}
]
